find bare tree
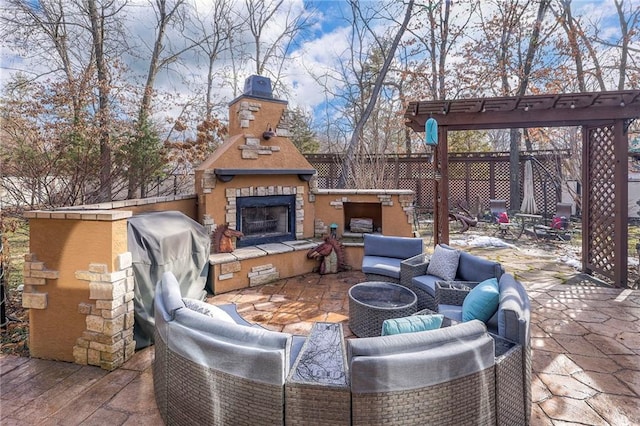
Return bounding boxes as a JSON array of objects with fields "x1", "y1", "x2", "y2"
[
  {"x1": 337, "y1": 0, "x2": 415, "y2": 188},
  {"x1": 242, "y1": 0, "x2": 313, "y2": 96},
  {"x1": 1, "y1": 0, "x2": 129, "y2": 203},
  {"x1": 245, "y1": 0, "x2": 284, "y2": 75},
  {"x1": 127, "y1": 0, "x2": 196, "y2": 198},
  {"x1": 465, "y1": 0, "x2": 552, "y2": 208},
  {"x1": 85, "y1": 0, "x2": 122, "y2": 202},
  {"x1": 188, "y1": 1, "x2": 239, "y2": 121}
]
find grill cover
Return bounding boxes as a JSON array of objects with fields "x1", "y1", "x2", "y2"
[{"x1": 128, "y1": 211, "x2": 210, "y2": 348}]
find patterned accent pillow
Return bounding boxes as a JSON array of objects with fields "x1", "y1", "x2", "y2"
[
  {"x1": 182, "y1": 298, "x2": 235, "y2": 324},
  {"x1": 426, "y1": 244, "x2": 460, "y2": 280}
]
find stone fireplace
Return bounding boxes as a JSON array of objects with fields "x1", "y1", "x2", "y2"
[
  {"x1": 194, "y1": 75, "x2": 415, "y2": 294},
  {"x1": 223, "y1": 185, "x2": 304, "y2": 247}
]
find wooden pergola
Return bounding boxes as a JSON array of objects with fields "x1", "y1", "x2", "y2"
[{"x1": 405, "y1": 90, "x2": 640, "y2": 288}]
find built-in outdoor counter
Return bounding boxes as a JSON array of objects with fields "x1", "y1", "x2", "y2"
[{"x1": 208, "y1": 240, "x2": 320, "y2": 293}]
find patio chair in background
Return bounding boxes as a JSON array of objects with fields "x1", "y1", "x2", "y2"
[
  {"x1": 545, "y1": 203, "x2": 573, "y2": 241},
  {"x1": 489, "y1": 199, "x2": 518, "y2": 238}
]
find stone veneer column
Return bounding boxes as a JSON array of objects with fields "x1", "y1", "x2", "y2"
[
  {"x1": 24, "y1": 209, "x2": 132, "y2": 368},
  {"x1": 72, "y1": 252, "x2": 135, "y2": 371}
]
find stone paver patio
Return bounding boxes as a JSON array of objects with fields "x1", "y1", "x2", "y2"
[{"x1": 1, "y1": 243, "x2": 639, "y2": 425}]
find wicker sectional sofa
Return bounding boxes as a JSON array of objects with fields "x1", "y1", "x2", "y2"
[{"x1": 153, "y1": 269, "x2": 531, "y2": 425}]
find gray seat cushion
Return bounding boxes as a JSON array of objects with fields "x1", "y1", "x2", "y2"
[
  {"x1": 155, "y1": 271, "x2": 294, "y2": 385},
  {"x1": 363, "y1": 234, "x2": 423, "y2": 259},
  {"x1": 437, "y1": 304, "x2": 462, "y2": 322},
  {"x1": 362, "y1": 256, "x2": 403, "y2": 279},
  {"x1": 457, "y1": 250, "x2": 504, "y2": 282},
  {"x1": 411, "y1": 274, "x2": 440, "y2": 297}
]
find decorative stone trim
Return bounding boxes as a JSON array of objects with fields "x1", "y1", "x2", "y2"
[
  {"x1": 24, "y1": 210, "x2": 132, "y2": 221},
  {"x1": 48, "y1": 195, "x2": 195, "y2": 212},
  {"x1": 318, "y1": 190, "x2": 414, "y2": 224},
  {"x1": 399, "y1": 194, "x2": 415, "y2": 224},
  {"x1": 248, "y1": 264, "x2": 280, "y2": 286},
  {"x1": 203, "y1": 214, "x2": 215, "y2": 235},
  {"x1": 237, "y1": 101, "x2": 261, "y2": 128},
  {"x1": 275, "y1": 109, "x2": 293, "y2": 137},
  {"x1": 72, "y1": 254, "x2": 136, "y2": 371},
  {"x1": 238, "y1": 136, "x2": 281, "y2": 159},
  {"x1": 314, "y1": 219, "x2": 329, "y2": 238},
  {"x1": 21, "y1": 253, "x2": 58, "y2": 309},
  {"x1": 209, "y1": 240, "x2": 319, "y2": 265}
]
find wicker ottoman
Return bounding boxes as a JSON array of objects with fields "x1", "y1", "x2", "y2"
[{"x1": 348, "y1": 281, "x2": 418, "y2": 337}]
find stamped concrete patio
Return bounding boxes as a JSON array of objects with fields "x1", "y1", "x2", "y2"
[{"x1": 1, "y1": 243, "x2": 639, "y2": 425}]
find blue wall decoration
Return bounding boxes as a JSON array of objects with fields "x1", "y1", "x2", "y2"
[{"x1": 425, "y1": 117, "x2": 438, "y2": 146}]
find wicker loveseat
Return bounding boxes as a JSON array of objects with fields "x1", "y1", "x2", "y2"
[
  {"x1": 153, "y1": 271, "x2": 304, "y2": 425},
  {"x1": 362, "y1": 234, "x2": 423, "y2": 283},
  {"x1": 348, "y1": 320, "x2": 497, "y2": 425}
]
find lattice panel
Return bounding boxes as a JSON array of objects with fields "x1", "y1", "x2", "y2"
[
  {"x1": 493, "y1": 182, "x2": 511, "y2": 208},
  {"x1": 314, "y1": 161, "x2": 330, "y2": 178},
  {"x1": 469, "y1": 162, "x2": 491, "y2": 180},
  {"x1": 306, "y1": 154, "x2": 561, "y2": 213},
  {"x1": 449, "y1": 179, "x2": 467, "y2": 208},
  {"x1": 449, "y1": 162, "x2": 467, "y2": 179},
  {"x1": 493, "y1": 162, "x2": 512, "y2": 180},
  {"x1": 586, "y1": 126, "x2": 617, "y2": 277},
  {"x1": 397, "y1": 163, "x2": 409, "y2": 179},
  {"x1": 469, "y1": 181, "x2": 490, "y2": 212}
]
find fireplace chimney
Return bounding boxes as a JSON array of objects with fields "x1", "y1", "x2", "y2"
[{"x1": 243, "y1": 75, "x2": 273, "y2": 99}]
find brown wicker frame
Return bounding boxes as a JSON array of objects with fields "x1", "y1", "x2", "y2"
[
  {"x1": 153, "y1": 330, "x2": 286, "y2": 425},
  {"x1": 348, "y1": 282, "x2": 418, "y2": 337},
  {"x1": 351, "y1": 367, "x2": 497, "y2": 426},
  {"x1": 492, "y1": 333, "x2": 532, "y2": 426},
  {"x1": 399, "y1": 254, "x2": 436, "y2": 310},
  {"x1": 435, "y1": 281, "x2": 478, "y2": 306}
]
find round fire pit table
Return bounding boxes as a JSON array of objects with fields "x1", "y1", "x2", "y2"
[{"x1": 348, "y1": 281, "x2": 418, "y2": 337}]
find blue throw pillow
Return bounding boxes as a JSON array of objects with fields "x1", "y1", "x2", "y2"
[
  {"x1": 381, "y1": 314, "x2": 444, "y2": 336},
  {"x1": 462, "y1": 278, "x2": 500, "y2": 322}
]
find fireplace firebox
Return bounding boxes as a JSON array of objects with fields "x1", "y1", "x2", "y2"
[{"x1": 236, "y1": 195, "x2": 296, "y2": 247}]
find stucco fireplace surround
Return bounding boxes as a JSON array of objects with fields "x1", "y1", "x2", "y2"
[{"x1": 195, "y1": 76, "x2": 415, "y2": 294}]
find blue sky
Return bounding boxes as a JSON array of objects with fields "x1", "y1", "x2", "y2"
[{"x1": 2, "y1": 0, "x2": 635, "y2": 127}]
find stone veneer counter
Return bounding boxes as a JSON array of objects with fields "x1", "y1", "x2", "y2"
[{"x1": 208, "y1": 239, "x2": 320, "y2": 265}]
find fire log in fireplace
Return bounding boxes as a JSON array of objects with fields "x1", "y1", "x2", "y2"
[{"x1": 236, "y1": 195, "x2": 296, "y2": 247}]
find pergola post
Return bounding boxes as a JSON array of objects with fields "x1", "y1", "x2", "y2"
[
  {"x1": 614, "y1": 119, "x2": 629, "y2": 287},
  {"x1": 434, "y1": 126, "x2": 450, "y2": 245}
]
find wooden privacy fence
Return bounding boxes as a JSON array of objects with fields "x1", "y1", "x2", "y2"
[{"x1": 305, "y1": 150, "x2": 570, "y2": 216}]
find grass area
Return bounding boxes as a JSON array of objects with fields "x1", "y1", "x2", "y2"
[{"x1": 1, "y1": 216, "x2": 30, "y2": 356}]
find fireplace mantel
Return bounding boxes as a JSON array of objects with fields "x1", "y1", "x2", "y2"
[{"x1": 214, "y1": 168, "x2": 316, "y2": 182}]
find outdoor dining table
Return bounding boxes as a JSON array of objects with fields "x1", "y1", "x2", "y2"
[{"x1": 513, "y1": 213, "x2": 544, "y2": 239}]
